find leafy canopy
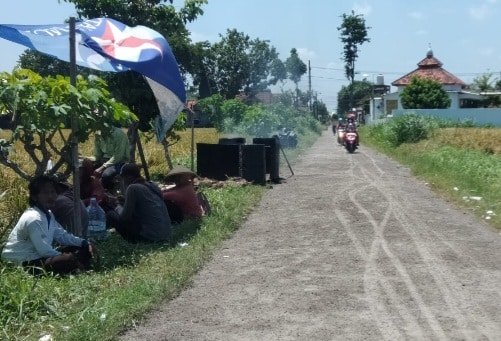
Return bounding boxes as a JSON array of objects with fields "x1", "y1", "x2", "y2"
[
  {"x1": 285, "y1": 48, "x2": 307, "y2": 87},
  {"x1": 0, "y1": 69, "x2": 136, "y2": 180},
  {"x1": 337, "y1": 80, "x2": 372, "y2": 115},
  {"x1": 400, "y1": 76, "x2": 451, "y2": 109},
  {"x1": 204, "y1": 29, "x2": 286, "y2": 99},
  {"x1": 337, "y1": 10, "x2": 370, "y2": 83}
]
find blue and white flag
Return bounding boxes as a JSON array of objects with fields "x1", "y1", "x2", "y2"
[{"x1": 0, "y1": 18, "x2": 186, "y2": 141}]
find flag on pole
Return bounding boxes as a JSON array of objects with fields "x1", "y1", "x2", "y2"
[{"x1": 0, "y1": 18, "x2": 186, "y2": 141}]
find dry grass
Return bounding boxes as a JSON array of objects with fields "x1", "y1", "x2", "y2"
[
  {"x1": 0, "y1": 128, "x2": 220, "y2": 239},
  {"x1": 431, "y1": 128, "x2": 501, "y2": 154}
]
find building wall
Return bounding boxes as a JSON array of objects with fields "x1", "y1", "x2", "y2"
[
  {"x1": 384, "y1": 89, "x2": 465, "y2": 112},
  {"x1": 390, "y1": 108, "x2": 501, "y2": 126}
]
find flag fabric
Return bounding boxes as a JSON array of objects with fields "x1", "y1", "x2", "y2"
[{"x1": 0, "y1": 18, "x2": 186, "y2": 141}]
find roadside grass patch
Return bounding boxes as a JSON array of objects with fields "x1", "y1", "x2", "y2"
[
  {"x1": 0, "y1": 123, "x2": 322, "y2": 340},
  {"x1": 1, "y1": 184, "x2": 264, "y2": 340},
  {"x1": 360, "y1": 122, "x2": 501, "y2": 229}
]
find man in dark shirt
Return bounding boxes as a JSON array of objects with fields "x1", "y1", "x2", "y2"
[{"x1": 108, "y1": 163, "x2": 171, "y2": 243}]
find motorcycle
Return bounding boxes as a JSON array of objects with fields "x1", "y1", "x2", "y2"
[
  {"x1": 344, "y1": 131, "x2": 358, "y2": 153},
  {"x1": 277, "y1": 128, "x2": 298, "y2": 148},
  {"x1": 337, "y1": 126, "x2": 346, "y2": 145}
]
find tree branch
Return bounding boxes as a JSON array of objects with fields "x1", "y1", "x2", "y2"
[{"x1": 0, "y1": 155, "x2": 31, "y2": 181}]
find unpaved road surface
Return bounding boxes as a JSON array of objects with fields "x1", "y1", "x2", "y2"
[{"x1": 120, "y1": 130, "x2": 501, "y2": 340}]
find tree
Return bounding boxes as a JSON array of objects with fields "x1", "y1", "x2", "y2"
[
  {"x1": 59, "y1": 0, "x2": 207, "y2": 164},
  {"x1": 63, "y1": 0, "x2": 206, "y2": 73},
  {"x1": 338, "y1": 10, "x2": 370, "y2": 108},
  {"x1": 285, "y1": 48, "x2": 307, "y2": 89},
  {"x1": 197, "y1": 94, "x2": 225, "y2": 131},
  {"x1": 189, "y1": 41, "x2": 217, "y2": 99},
  {"x1": 207, "y1": 30, "x2": 285, "y2": 99},
  {"x1": 312, "y1": 99, "x2": 329, "y2": 123},
  {"x1": 211, "y1": 29, "x2": 252, "y2": 99},
  {"x1": 269, "y1": 58, "x2": 287, "y2": 86},
  {"x1": 18, "y1": 50, "x2": 80, "y2": 78},
  {"x1": 471, "y1": 73, "x2": 496, "y2": 92},
  {"x1": 246, "y1": 38, "x2": 285, "y2": 93},
  {"x1": 337, "y1": 80, "x2": 372, "y2": 115},
  {"x1": 0, "y1": 69, "x2": 135, "y2": 180},
  {"x1": 470, "y1": 73, "x2": 501, "y2": 107},
  {"x1": 400, "y1": 76, "x2": 451, "y2": 109}
]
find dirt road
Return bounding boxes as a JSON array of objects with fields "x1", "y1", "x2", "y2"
[{"x1": 120, "y1": 130, "x2": 501, "y2": 340}]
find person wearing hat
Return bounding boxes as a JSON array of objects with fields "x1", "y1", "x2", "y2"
[
  {"x1": 107, "y1": 163, "x2": 171, "y2": 243},
  {"x1": 162, "y1": 165, "x2": 204, "y2": 223},
  {"x1": 51, "y1": 173, "x2": 89, "y2": 238}
]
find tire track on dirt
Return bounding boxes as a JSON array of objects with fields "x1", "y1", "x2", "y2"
[
  {"x1": 334, "y1": 152, "x2": 431, "y2": 339},
  {"x1": 334, "y1": 206, "x2": 425, "y2": 340},
  {"x1": 357, "y1": 149, "x2": 501, "y2": 329},
  {"x1": 356, "y1": 148, "x2": 498, "y2": 339},
  {"x1": 345, "y1": 176, "x2": 451, "y2": 339}
]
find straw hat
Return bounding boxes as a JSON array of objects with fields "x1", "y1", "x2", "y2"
[{"x1": 165, "y1": 165, "x2": 197, "y2": 180}]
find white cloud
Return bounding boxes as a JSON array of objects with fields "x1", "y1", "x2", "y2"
[
  {"x1": 296, "y1": 48, "x2": 316, "y2": 61},
  {"x1": 415, "y1": 29, "x2": 428, "y2": 36},
  {"x1": 469, "y1": 4, "x2": 490, "y2": 20},
  {"x1": 409, "y1": 11, "x2": 424, "y2": 20},
  {"x1": 352, "y1": 2, "x2": 372, "y2": 16}
]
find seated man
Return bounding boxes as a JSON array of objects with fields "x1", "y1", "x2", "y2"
[
  {"x1": 79, "y1": 158, "x2": 115, "y2": 212},
  {"x1": 162, "y1": 165, "x2": 205, "y2": 224},
  {"x1": 107, "y1": 163, "x2": 171, "y2": 243},
  {"x1": 1, "y1": 175, "x2": 95, "y2": 276},
  {"x1": 52, "y1": 175, "x2": 89, "y2": 238},
  {"x1": 94, "y1": 126, "x2": 130, "y2": 191}
]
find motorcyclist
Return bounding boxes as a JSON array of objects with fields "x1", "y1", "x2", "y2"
[{"x1": 345, "y1": 117, "x2": 359, "y2": 146}]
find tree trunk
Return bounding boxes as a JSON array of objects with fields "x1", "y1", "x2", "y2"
[
  {"x1": 161, "y1": 139, "x2": 174, "y2": 170},
  {"x1": 127, "y1": 124, "x2": 138, "y2": 163}
]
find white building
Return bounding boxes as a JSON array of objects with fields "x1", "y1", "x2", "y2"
[{"x1": 382, "y1": 48, "x2": 484, "y2": 115}]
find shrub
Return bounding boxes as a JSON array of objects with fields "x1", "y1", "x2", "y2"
[
  {"x1": 391, "y1": 114, "x2": 430, "y2": 145},
  {"x1": 239, "y1": 106, "x2": 280, "y2": 137},
  {"x1": 221, "y1": 99, "x2": 247, "y2": 126}
]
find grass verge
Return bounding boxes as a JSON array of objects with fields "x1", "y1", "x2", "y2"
[
  {"x1": 359, "y1": 126, "x2": 501, "y2": 229},
  {"x1": 0, "y1": 127, "x2": 323, "y2": 340},
  {"x1": 1, "y1": 184, "x2": 264, "y2": 340}
]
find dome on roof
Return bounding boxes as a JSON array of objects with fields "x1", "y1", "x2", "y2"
[{"x1": 426, "y1": 44, "x2": 433, "y2": 58}]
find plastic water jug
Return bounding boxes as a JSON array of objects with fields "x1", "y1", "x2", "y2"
[{"x1": 87, "y1": 197, "x2": 107, "y2": 240}]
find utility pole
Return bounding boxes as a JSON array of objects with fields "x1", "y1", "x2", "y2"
[
  {"x1": 308, "y1": 60, "x2": 312, "y2": 109},
  {"x1": 69, "y1": 17, "x2": 82, "y2": 235}
]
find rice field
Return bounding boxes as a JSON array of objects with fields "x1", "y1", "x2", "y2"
[
  {"x1": 431, "y1": 128, "x2": 501, "y2": 154},
  {"x1": 0, "y1": 128, "x2": 220, "y2": 240}
]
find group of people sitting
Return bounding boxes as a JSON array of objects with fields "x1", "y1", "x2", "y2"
[{"x1": 1, "y1": 127, "x2": 208, "y2": 276}]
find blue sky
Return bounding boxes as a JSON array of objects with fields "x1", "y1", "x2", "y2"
[{"x1": 1, "y1": 0, "x2": 500, "y2": 111}]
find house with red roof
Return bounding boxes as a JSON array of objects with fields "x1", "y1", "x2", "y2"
[{"x1": 383, "y1": 48, "x2": 484, "y2": 115}]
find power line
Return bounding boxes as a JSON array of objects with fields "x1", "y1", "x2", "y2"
[
  {"x1": 311, "y1": 66, "x2": 494, "y2": 77},
  {"x1": 311, "y1": 75, "x2": 346, "y2": 81}
]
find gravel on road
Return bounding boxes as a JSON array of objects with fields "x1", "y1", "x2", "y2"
[{"x1": 120, "y1": 130, "x2": 501, "y2": 341}]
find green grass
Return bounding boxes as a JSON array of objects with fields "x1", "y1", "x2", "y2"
[
  {"x1": 360, "y1": 124, "x2": 501, "y2": 229},
  {"x1": 0, "y1": 126, "x2": 323, "y2": 340},
  {"x1": 1, "y1": 184, "x2": 265, "y2": 340}
]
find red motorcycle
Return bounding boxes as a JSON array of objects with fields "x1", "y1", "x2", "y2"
[{"x1": 344, "y1": 130, "x2": 358, "y2": 153}]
